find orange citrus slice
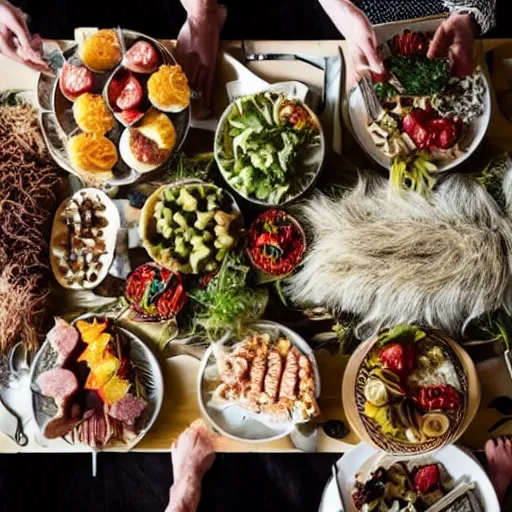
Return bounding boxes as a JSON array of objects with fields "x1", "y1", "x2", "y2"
[{"x1": 100, "y1": 375, "x2": 131, "y2": 405}]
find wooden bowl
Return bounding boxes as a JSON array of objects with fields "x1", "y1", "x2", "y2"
[{"x1": 342, "y1": 328, "x2": 481, "y2": 456}]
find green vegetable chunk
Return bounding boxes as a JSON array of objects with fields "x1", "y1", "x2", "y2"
[
  {"x1": 194, "y1": 211, "x2": 215, "y2": 230},
  {"x1": 176, "y1": 188, "x2": 198, "y2": 212},
  {"x1": 190, "y1": 242, "x2": 211, "y2": 273},
  {"x1": 173, "y1": 211, "x2": 188, "y2": 229}
]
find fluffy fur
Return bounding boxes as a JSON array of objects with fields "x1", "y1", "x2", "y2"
[{"x1": 285, "y1": 172, "x2": 512, "y2": 337}]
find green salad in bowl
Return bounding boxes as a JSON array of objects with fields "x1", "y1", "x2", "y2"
[{"x1": 215, "y1": 92, "x2": 324, "y2": 205}]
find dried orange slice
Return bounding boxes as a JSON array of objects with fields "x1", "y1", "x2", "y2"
[
  {"x1": 84, "y1": 354, "x2": 120, "y2": 390},
  {"x1": 100, "y1": 375, "x2": 131, "y2": 405},
  {"x1": 147, "y1": 64, "x2": 190, "y2": 112},
  {"x1": 80, "y1": 29, "x2": 122, "y2": 72},
  {"x1": 68, "y1": 133, "x2": 118, "y2": 172},
  {"x1": 73, "y1": 93, "x2": 115, "y2": 135},
  {"x1": 78, "y1": 333, "x2": 111, "y2": 367},
  {"x1": 76, "y1": 318, "x2": 108, "y2": 343}
]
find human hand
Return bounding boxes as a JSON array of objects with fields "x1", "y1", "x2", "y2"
[
  {"x1": 175, "y1": 3, "x2": 226, "y2": 118},
  {"x1": 427, "y1": 12, "x2": 475, "y2": 78},
  {"x1": 172, "y1": 420, "x2": 216, "y2": 482},
  {"x1": 320, "y1": 0, "x2": 384, "y2": 86},
  {"x1": 0, "y1": 0, "x2": 49, "y2": 72}
]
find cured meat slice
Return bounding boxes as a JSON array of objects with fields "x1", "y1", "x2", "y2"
[
  {"x1": 108, "y1": 394, "x2": 147, "y2": 425},
  {"x1": 59, "y1": 62, "x2": 94, "y2": 102},
  {"x1": 249, "y1": 354, "x2": 267, "y2": 402},
  {"x1": 124, "y1": 41, "x2": 160, "y2": 74},
  {"x1": 36, "y1": 367, "x2": 79, "y2": 403},
  {"x1": 47, "y1": 318, "x2": 79, "y2": 365},
  {"x1": 116, "y1": 74, "x2": 143, "y2": 110}
]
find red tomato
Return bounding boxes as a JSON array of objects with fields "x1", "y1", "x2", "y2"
[
  {"x1": 116, "y1": 74, "x2": 143, "y2": 110},
  {"x1": 414, "y1": 465, "x2": 439, "y2": 494},
  {"x1": 379, "y1": 343, "x2": 416, "y2": 380}
]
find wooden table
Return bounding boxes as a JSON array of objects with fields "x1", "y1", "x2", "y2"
[{"x1": 2, "y1": 35, "x2": 512, "y2": 454}]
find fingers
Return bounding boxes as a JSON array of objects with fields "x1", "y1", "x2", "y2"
[
  {"x1": 2, "y1": 7, "x2": 36, "y2": 59},
  {"x1": 427, "y1": 24, "x2": 450, "y2": 60},
  {"x1": 0, "y1": 32, "x2": 25, "y2": 64},
  {"x1": 450, "y1": 42, "x2": 472, "y2": 77}
]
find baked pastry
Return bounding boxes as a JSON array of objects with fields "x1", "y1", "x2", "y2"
[
  {"x1": 68, "y1": 133, "x2": 118, "y2": 173},
  {"x1": 147, "y1": 64, "x2": 190, "y2": 113},
  {"x1": 120, "y1": 109, "x2": 176, "y2": 173},
  {"x1": 78, "y1": 29, "x2": 122, "y2": 72},
  {"x1": 73, "y1": 93, "x2": 115, "y2": 135}
]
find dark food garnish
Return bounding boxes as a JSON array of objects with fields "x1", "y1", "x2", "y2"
[
  {"x1": 352, "y1": 468, "x2": 386, "y2": 509},
  {"x1": 322, "y1": 419, "x2": 349, "y2": 439}
]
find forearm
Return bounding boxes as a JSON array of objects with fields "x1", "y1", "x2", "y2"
[
  {"x1": 166, "y1": 474, "x2": 202, "y2": 512},
  {"x1": 443, "y1": 0, "x2": 496, "y2": 34},
  {"x1": 317, "y1": 0, "x2": 353, "y2": 31},
  {"x1": 179, "y1": 0, "x2": 220, "y2": 20}
]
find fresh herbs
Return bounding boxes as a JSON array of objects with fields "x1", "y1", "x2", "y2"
[
  {"x1": 374, "y1": 82, "x2": 397, "y2": 101},
  {"x1": 476, "y1": 153, "x2": 512, "y2": 213},
  {"x1": 182, "y1": 251, "x2": 269, "y2": 340},
  {"x1": 387, "y1": 55, "x2": 450, "y2": 96}
]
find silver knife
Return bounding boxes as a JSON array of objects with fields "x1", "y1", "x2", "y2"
[{"x1": 331, "y1": 464, "x2": 345, "y2": 512}]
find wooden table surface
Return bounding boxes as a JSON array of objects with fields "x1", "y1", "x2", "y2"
[{"x1": 2, "y1": 33, "x2": 512, "y2": 454}]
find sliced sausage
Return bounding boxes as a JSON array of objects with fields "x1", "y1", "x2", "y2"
[
  {"x1": 59, "y1": 62, "x2": 94, "y2": 102},
  {"x1": 124, "y1": 41, "x2": 160, "y2": 74},
  {"x1": 116, "y1": 74, "x2": 143, "y2": 110}
]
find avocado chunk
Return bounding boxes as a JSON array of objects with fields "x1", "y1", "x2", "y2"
[
  {"x1": 190, "y1": 242, "x2": 211, "y2": 274},
  {"x1": 194, "y1": 211, "x2": 215, "y2": 230},
  {"x1": 173, "y1": 211, "x2": 188, "y2": 229},
  {"x1": 174, "y1": 235, "x2": 188, "y2": 258},
  {"x1": 176, "y1": 188, "x2": 198, "y2": 212},
  {"x1": 163, "y1": 188, "x2": 176, "y2": 202},
  {"x1": 162, "y1": 207, "x2": 173, "y2": 224}
]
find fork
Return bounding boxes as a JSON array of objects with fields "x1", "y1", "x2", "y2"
[{"x1": 358, "y1": 74, "x2": 383, "y2": 121}]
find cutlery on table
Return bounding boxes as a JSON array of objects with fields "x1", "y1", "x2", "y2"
[{"x1": 331, "y1": 464, "x2": 345, "y2": 512}]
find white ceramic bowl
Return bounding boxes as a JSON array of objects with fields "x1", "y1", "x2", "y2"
[{"x1": 197, "y1": 320, "x2": 320, "y2": 443}]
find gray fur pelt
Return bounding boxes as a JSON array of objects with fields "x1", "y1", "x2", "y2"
[{"x1": 285, "y1": 172, "x2": 512, "y2": 336}]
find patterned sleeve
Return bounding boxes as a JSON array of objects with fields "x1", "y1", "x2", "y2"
[{"x1": 443, "y1": 0, "x2": 496, "y2": 35}]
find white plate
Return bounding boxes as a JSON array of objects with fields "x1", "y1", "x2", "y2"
[
  {"x1": 318, "y1": 443, "x2": 499, "y2": 512},
  {"x1": 197, "y1": 320, "x2": 320, "y2": 443},
  {"x1": 347, "y1": 17, "x2": 492, "y2": 173},
  {"x1": 30, "y1": 314, "x2": 164, "y2": 452}
]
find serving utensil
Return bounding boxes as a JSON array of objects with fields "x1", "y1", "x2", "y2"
[
  {"x1": 357, "y1": 74, "x2": 383, "y2": 122},
  {"x1": 241, "y1": 43, "x2": 345, "y2": 155},
  {"x1": 0, "y1": 395, "x2": 28, "y2": 446},
  {"x1": 331, "y1": 464, "x2": 345, "y2": 512}
]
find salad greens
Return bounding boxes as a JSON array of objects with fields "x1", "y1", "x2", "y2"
[
  {"x1": 387, "y1": 56, "x2": 450, "y2": 96},
  {"x1": 216, "y1": 92, "x2": 320, "y2": 204},
  {"x1": 182, "y1": 251, "x2": 269, "y2": 340}
]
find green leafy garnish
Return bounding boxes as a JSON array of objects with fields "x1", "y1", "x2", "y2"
[
  {"x1": 378, "y1": 325, "x2": 426, "y2": 346},
  {"x1": 182, "y1": 251, "x2": 269, "y2": 341},
  {"x1": 387, "y1": 56, "x2": 450, "y2": 96},
  {"x1": 374, "y1": 82, "x2": 397, "y2": 101}
]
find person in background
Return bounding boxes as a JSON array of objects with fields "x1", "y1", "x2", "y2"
[{"x1": 0, "y1": 0, "x2": 496, "y2": 113}]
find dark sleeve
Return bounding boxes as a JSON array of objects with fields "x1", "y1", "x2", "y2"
[{"x1": 443, "y1": 0, "x2": 496, "y2": 34}]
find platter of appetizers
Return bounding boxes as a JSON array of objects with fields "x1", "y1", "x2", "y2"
[
  {"x1": 49, "y1": 188, "x2": 120, "y2": 289},
  {"x1": 198, "y1": 320, "x2": 320, "y2": 442},
  {"x1": 342, "y1": 325, "x2": 480, "y2": 455},
  {"x1": 348, "y1": 29, "x2": 491, "y2": 173},
  {"x1": 30, "y1": 315, "x2": 163, "y2": 450},
  {"x1": 319, "y1": 443, "x2": 498, "y2": 512},
  {"x1": 37, "y1": 28, "x2": 191, "y2": 185}
]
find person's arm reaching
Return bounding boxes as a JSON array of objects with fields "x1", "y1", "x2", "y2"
[
  {"x1": 0, "y1": 0, "x2": 48, "y2": 72},
  {"x1": 175, "y1": 0, "x2": 226, "y2": 118},
  {"x1": 317, "y1": 0, "x2": 384, "y2": 85},
  {"x1": 166, "y1": 420, "x2": 216, "y2": 512},
  {"x1": 428, "y1": 1, "x2": 495, "y2": 77}
]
